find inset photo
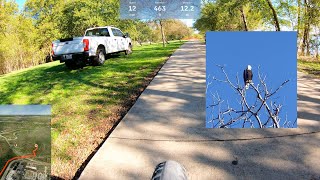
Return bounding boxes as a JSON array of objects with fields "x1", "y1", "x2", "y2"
[
  {"x1": 0, "y1": 105, "x2": 51, "y2": 180},
  {"x1": 206, "y1": 32, "x2": 297, "y2": 128}
]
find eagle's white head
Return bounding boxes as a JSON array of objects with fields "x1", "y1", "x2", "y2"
[{"x1": 247, "y1": 65, "x2": 252, "y2": 70}]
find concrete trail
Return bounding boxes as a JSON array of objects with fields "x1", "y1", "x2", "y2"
[{"x1": 80, "y1": 41, "x2": 320, "y2": 180}]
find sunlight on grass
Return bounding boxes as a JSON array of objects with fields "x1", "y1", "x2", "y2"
[
  {"x1": 0, "y1": 41, "x2": 185, "y2": 178},
  {"x1": 298, "y1": 59, "x2": 320, "y2": 77}
]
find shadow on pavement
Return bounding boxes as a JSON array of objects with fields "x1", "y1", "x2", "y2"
[{"x1": 79, "y1": 41, "x2": 320, "y2": 180}]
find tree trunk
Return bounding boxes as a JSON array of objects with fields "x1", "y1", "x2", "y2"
[
  {"x1": 240, "y1": 6, "x2": 248, "y2": 31},
  {"x1": 159, "y1": 20, "x2": 166, "y2": 47},
  {"x1": 297, "y1": 0, "x2": 301, "y2": 35},
  {"x1": 301, "y1": 27, "x2": 309, "y2": 55},
  {"x1": 300, "y1": 0, "x2": 311, "y2": 56},
  {"x1": 297, "y1": 0, "x2": 301, "y2": 54},
  {"x1": 316, "y1": 45, "x2": 319, "y2": 59},
  {"x1": 316, "y1": 28, "x2": 320, "y2": 59},
  {"x1": 265, "y1": 0, "x2": 281, "y2": 31}
]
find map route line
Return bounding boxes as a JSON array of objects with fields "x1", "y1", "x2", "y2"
[{"x1": 0, "y1": 144, "x2": 38, "y2": 177}]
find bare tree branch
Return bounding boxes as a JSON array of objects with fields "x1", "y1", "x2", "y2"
[{"x1": 207, "y1": 65, "x2": 290, "y2": 128}]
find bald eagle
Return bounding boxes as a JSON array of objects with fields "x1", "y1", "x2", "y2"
[{"x1": 243, "y1": 65, "x2": 253, "y2": 90}]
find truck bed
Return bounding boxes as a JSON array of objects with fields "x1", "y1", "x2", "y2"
[{"x1": 53, "y1": 37, "x2": 84, "y2": 55}]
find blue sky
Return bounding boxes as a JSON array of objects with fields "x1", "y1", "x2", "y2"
[
  {"x1": 206, "y1": 32, "x2": 297, "y2": 128},
  {"x1": 15, "y1": 0, "x2": 25, "y2": 9}
]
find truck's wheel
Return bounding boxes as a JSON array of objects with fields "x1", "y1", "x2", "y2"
[
  {"x1": 151, "y1": 160, "x2": 188, "y2": 180},
  {"x1": 94, "y1": 48, "x2": 106, "y2": 66},
  {"x1": 65, "y1": 61, "x2": 76, "y2": 70},
  {"x1": 125, "y1": 44, "x2": 132, "y2": 55}
]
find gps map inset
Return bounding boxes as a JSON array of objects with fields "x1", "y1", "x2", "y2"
[{"x1": 0, "y1": 105, "x2": 51, "y2": 180}]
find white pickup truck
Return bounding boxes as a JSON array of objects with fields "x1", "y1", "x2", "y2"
[{"x1": 52, "y1": 26, "x2": 132, "y2": 69}]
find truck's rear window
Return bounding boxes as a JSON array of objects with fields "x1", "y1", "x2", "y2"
[{"x1": 85, "y1": 28, "x2": 110, "y2": 37}]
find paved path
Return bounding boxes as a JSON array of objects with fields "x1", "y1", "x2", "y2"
[{"x1": 80, "y1": 41, "x2": 320, "y2": 180}]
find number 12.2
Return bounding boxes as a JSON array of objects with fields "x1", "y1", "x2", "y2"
[{"x1": 181, "y1": 6, "x2": 194, "y2": 11}]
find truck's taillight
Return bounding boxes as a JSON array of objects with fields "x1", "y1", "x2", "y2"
[
  {"x1": 51, "y1": 43, "x2": 54, "y2": 55},
  {"x1": 83, "y1": 39, "x2": 89, "y2": 51}
]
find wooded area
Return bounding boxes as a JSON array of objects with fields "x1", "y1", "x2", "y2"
[
  {"x1": 195, "y1": 0, "x2": 320, "y2": 58},
  {"x1": 1, "y1": 0, "x2": 319, "y2": 75},
  {"x1": 0, "y1": 0, "x2": 192, "y2": 74}
]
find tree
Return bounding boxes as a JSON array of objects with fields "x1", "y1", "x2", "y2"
[
  {"x1": 194, "y1": 3, "x2": 219, "y2": 32},
  {"x1": 0, "y1": 0, "x2": 44, "y2": 74},
  {"x1": 265, "y1": 0, "x2": 281, "y2": 31},
  {"x1": 278, "y1": 0, "x2": 298, "y2": 30},
  {"x1": 220, "y1": 0, "x2": 252, "y2": 31},
  {"x1": 56, "y1": 0, "x2": 119, "y2": 38},
  {"x1": 300, "y1": 0, "x2": 311, "y2": 55},
  {"x1": 159, "y1": 20, "x2": 167, "y2": 47},
  {"x1": 163, "y1": 20, "x2": 192, "y2": 41},
  {"x1": 298, "y1": 0, "x2": 320, "y2": 56},
  {"x1": 135, "y1": 21, "x2": 153, "y2": 45},
  {"x1": 116, "y1": 19, "x2": 139, "y2": 43},
  {"x1": 195, "y1": 0, "x2": 288, "y2": 32},
  {"x1": 194, "y1": 0, "x2": 263, "y2": 32},
  {"x1": 207, "y1": 65, "x2": 294, "y2": 128},
  {"x1": 194, "y1": 2, "x2": 240, "y2": 32}
]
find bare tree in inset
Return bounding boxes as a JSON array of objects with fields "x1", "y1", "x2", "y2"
[{"x1": 206, "y1": 65, "x2": 295, "y2": 128}]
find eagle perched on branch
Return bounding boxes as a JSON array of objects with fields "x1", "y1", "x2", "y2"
[{"x1": 243, "y1": 65, "x2": 253, "y2": 90}]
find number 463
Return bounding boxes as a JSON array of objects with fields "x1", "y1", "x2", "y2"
[{"x1": 154, "y1": 6, "x2": 166, "y2": 11}]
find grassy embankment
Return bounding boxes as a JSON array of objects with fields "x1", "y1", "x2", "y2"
[
  {"x1": 0, "y1": 41, "x2": 185, "y2": 179},
  {"x1": 298, "y1": 58, "x2": 320, "y2": 78}
]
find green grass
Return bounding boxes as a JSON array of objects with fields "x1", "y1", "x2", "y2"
[
  {"x1": 298, "y1": 59, "x2": 320, "y2": 77},
  {"x1": 0, "y1": 41, "x2": 185, "y2": 178}
]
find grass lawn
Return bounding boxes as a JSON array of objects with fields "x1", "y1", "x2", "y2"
[
  {"x1": 298, "y1": 59, "x2": 320, "y2": 78},
  {"x1": 0, "y1": 41, "x2": 185, "y2": 179}
]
